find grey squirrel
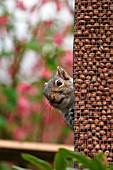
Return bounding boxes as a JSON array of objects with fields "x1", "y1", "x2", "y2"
[{"x1": 44, "y1": 66, "x2": 74, "y2": 130}]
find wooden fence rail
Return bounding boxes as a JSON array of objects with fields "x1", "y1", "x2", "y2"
[{"x1": 0, "y1": 140, "x2": 73, "y2": 164}]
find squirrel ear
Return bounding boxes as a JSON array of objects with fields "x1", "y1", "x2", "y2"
[
  {"x1": 56, "y1": 66, "x2": 70, "y2": 80},
  {"x1": 44, "y1": 82, "x2": 48, "y2": 87}
]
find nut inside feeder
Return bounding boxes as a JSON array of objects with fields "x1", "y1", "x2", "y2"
[{"x1": 74, "y1": 0, "x2": 113, "y2": 163}]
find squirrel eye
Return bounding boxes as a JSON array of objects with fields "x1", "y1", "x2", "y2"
[{"x1": 56, "y1": 80, "x2": 63, "y2": 87}]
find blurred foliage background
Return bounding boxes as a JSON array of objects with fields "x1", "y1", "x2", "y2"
[{"x1": 0, "y1": 0, "x2": 74, "y2": 145}]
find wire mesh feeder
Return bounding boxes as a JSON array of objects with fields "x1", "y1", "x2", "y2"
[{"x1": 73, "y1": 0, "x2": 113, "y2": 164}]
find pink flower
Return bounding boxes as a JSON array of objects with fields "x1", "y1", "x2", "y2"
[
  {"x1": 36, "y1": 28, "x2": 45, "y2": 37},
  {"x1": 64, "y1": 132, "x2": 74, "y2": 145},
  {"x1": 17, "y1": 82, "x2": 37, "y2": 95},
  {"x1": 43, "y1": 98, "x2": 51, "y2": 107},
  {"x1": 41, "y1": 68, "x2": 52, "y2": 79},
  {"x1": 18, "y1": 97, "x2": 31, "y2": 118},
  {"x1": 53, "y1": 34, "x2": 63, "y2": 45},
  {"x1": 31, "y1": 103, "x2": 41, "y2": 112},
  {"x1": 41, "y1": 132, "x2": 49, "y2": 142},
  {"x1": 13, "y1": 127, "x2": 26, "y2": 140},
  {"x1": 61, "y1": 50, "x2": 73, "y2": 66},
  {"x1": 16, "y1": 0, "x2": 26, "y2": 10},
  {"x1": 32, "y1": 59, "x2": 43, "y2": 74},
  {"x1": 41, "y1": 99, "x2": 53, "y2": 124},
  {"x1": 0, "y1": 16, "x2": 9, "y2": 25},
  {"x1": 6, "y1": 115, "x2": 14, "y2": 123},
  {"x1": 55, "y1": 0, "x2": 62, "y2": 11},
  {"x1": 41, "y1": 0, "x2": 48, "y2": 5},
  {"x1": 43, "y1": 107, "x2": 52, "y2": 124}
]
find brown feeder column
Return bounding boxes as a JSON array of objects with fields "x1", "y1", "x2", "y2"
[{"x1": 74, "y1": 0, "x2": 113, "y2": 163}]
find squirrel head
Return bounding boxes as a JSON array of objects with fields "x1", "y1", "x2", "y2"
[{"x1": 44, "y1": 66, "x2": 73, "y2": 111}]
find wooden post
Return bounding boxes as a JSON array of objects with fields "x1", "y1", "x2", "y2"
[{"x1": 74, "y1": 0, "x2": 113, "y2": 163}]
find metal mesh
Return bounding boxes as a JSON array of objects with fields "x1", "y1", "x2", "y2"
[{"x1": 73, "y1": 0, "x2": 113, "y2": 163}]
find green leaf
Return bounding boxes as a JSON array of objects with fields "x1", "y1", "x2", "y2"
[
  {"x1": 66, "y1": 168, "x2": 78, "y2": 170},
  {"x1": 22, "y1": 154, "x2": 53, "y2": 170},
  {"x1": 91, "y1": 159, "x2": 106, "y2": 170},
  {"x1": 0, "y1": 163, "x2": 12, "y2": 170},
  {"x1": 56, "y1": 47, "x2": 65, "y2": 56},
  {"x1": 62, "y1": 126, "x2": 72, "y2": 134},
  {"x1": 109, "y1": 164, "x2": 113, "y2": 170},
  {"x1": 0, "y1": 116, "x2": 7, "y2": 128},
  {"x1": 0, "y1": 2, "x2": 10, "y2": 16},
  {"x1": 91, "y1": 152, "x2": 106, "y2": 170},
  {"x1": 25, "y1": 41, "x2": 39, "y2": 50},
  {"x1": 47, "y1": 57, "x2": 57, "y2": 70},
  {"x1": 0, "y1": 50, "x2": 13, "y2": 58},
  {"x1": 58, "y1": 148, "x2": 94, "y2": 170},
  {"x1": 54, "y1": 151, "x2": 67, "y2": 170},
  {"x1": 12, "y1": 166, "x2": 28, "y2": 170},
  {"x1": 3, "y1": 87, "x2": 17, "y2": 110}
]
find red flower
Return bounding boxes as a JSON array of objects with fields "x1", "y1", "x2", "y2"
[
  {"x1": 0, "y1": 16, "x2": 9, "y2": 25},
  {"x1": 16, "y1": 0, "x2": 26, "y2": 10},
  {"x1": 53, "y1": 34, "x2": 63, "y2": 45}
]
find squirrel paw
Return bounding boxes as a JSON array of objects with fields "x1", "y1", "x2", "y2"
[
  {"x1": 68, "y1": 108, "x2": 74, "y2": 118},
  {"x1": 63, "y1": 108, "x2": 74, "y2": 130}
]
